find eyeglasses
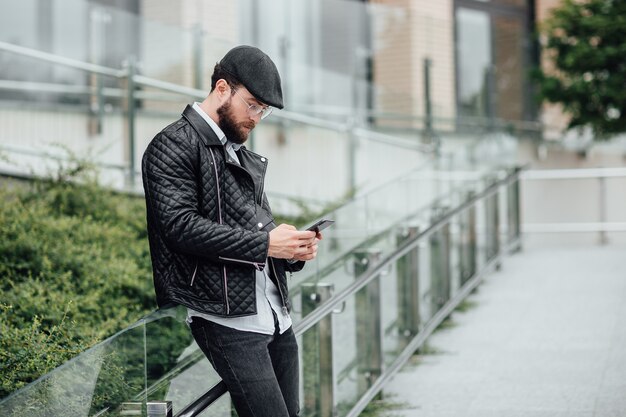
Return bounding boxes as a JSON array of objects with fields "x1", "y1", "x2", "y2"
[{"x1": 233, "y1": 88, "x2": 273, "y2": 120}]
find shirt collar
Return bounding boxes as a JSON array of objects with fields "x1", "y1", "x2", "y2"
[{"x1": 192, "y1": 102, "x2": 242, "y2": 151}]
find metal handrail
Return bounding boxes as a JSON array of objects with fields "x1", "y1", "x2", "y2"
[
  {"x1": 175, "y1": 166, "x2": 523, "y2": 417},
  {"x1": 0, "y1": 38, "x2": 524, "y2": 416},
  {"x1": 0, "y1": 41, "x2": 124, "y2": 78},
  {"x1": 521, "y1": 167, "x2": 626, "y2": 240},
  {"x1": 0, "y1": 42, "x2": 370, "y2": 137},
  {"x1": 291, "y1": 105, "x2": 545, "y2": 134},
  {"x1": 352, "y1": 126, "x2": 435, "y2": 152},
  {"x1": 0, "y1": 39, "x2": 437, "y2": 194},
  {"x1": 0, "y1": 79, "x2": 195, "y2": 102},
  {"x1": 522, "y1": 166, "x2": 626, "y2": 180},
  {"x1": 295, "y1": 168, "x2": 519, "y2": 335},
  {"x1": 0, "y1": 164, "x2": 521, "y2": 416},
  {"x1": 345, "y1": 245, "x2": 515, "y2": 417}
]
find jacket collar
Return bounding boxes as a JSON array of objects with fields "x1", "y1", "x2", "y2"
[{"x1": 182, "y1": 104, "x2": 222, "y2": 147}]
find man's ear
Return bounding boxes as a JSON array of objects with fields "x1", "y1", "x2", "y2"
[{"x1": 215, "y1": 79, "x2": 231, "y2": 103}]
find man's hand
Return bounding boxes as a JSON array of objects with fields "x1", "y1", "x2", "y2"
[{"x1": 268, "y1": 224, "x2": 319, "y2": 261}]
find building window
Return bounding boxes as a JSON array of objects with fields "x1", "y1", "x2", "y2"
[{"x1": 454, "y1": 0, "x2": 533, "y2": 123}]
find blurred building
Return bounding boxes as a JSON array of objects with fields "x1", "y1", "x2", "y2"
[
  {"x1": 0, "y1": 0, "x2": 537, "y2": 128},
  {"x1": 1, "y1": 0, "x2": 568, "y2": 205}
]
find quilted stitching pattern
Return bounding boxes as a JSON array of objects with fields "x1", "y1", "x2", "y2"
[{"x1": 142, "y1": 107, "x2": 292, "y2": 317}]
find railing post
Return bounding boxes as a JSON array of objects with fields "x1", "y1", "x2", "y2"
[
  {"x1": 123, "y1": 55, "x2": 137, "y2": 187},
  {"x1": 88, "y1": 73, "x2": 105, "y2": 135},
  {"x1": 422, "y1": 57, "x2": 439, "y2": 150},
  {"x1": 396, "y1": 226, "x2": 420, "y2": 346},
  {"x1": 599, "y1": 173, "x2": 608, "y2": 245},
  {"x1": 430, "y1": 207, "x2": 451, "y2": 316},
  {"x1": 88, "y1": 8, "x2": 106, "y2": 136},
  {"x1": 507, "y1": 169, "x2": 522, "y2": 251},
  {"x1": 147, "y1": 401, "x2": 172, "y2": 417},
  {"x1": 353, "y1": 250, "x2": 383, "y2": 395},
  {"x1": 120, "y1": 402, "x2": 142, "y2": 416},
  {"x1": 485, "y1": 177, "x2": 500, "y2": 263},
  {"x1": 348, "y1": 120, "x2": 357, "y2": 192},
  {"x1": 460, "y1": 192, "x2": 477, "y2": 286},
  {"x1": 301, "y1": 283, "x2": 335, "y2": 417},
  {"x1": 96, "y1": 73, "x2": 104, "y2": 134},
  {"x1": 192, "y1": 24, "x2": 204, "y2": 91}
]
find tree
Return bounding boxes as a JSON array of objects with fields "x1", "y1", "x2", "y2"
[{"x1": 534, "y1": 0, "x2": 626, "y2": 139}]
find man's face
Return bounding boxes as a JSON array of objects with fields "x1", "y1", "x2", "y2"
[{"x1": 216, "y1": 87, "x2": 260, "y2": 145}]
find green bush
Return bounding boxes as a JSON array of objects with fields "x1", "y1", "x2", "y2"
[
  {"x1": 0, "y1": 158, "x2": 337, "y2": 402},
  {"x1": 0, "y1": 174, "x2": 155, "y2": 399}
]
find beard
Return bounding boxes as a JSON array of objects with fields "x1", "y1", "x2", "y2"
[{"x1": 217, "y1": 99, "x2": 255, "y2": 145}]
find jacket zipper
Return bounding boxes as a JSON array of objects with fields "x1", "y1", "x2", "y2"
[
  {"x1": 218, "y1": 256, "x2": 265, "y2": 271},
  {"x1": 209, "y1": 148, "x2": 230, "y2": 314},
  {"x1": 189, "y1": 262, "x2": 198, "y2": 287},
  {"x1": 270, "y1": 258, "x2": 289, "y2": 316},
  {"x1": 257, "y1": 156, "x2": 267, "y2": 206}
]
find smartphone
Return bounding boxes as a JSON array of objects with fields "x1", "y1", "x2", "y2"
[{"x1": 306, "y1": 219, "x2": 335, "y2": 233}]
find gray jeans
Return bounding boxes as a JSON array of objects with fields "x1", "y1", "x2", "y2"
[{"x1": 189, "y1": 316, "x2": 300, "y2": 417}]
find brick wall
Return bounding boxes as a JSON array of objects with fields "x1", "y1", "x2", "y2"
[{"x1": 371, "y1": 0, "x2": 455, "y2": 128}]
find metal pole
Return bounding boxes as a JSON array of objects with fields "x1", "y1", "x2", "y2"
[
  {"x1": 348, "y1": 46, "x2": 367, "y2": 192},
  {"x1": 124, "y1": 56, "x2": 137, "y2": 187},
  {"x1": 120, "y1": 402, "x2": 142, "y2": 416},
  {"x1": 485, "y1": 177, "x2": 500, "y2": 264},
  {"x1": 294, "y1": 169, "x2": 522, "y2": 338},
  {"x1": 467, "y1": 191, "x2": 477, "y2": 282},
  {"x1": 423, "y1": 58, "x2": 434, "y2": 144},
  {"x1": 348, "y1": 122, "x2": 357, "y2": 192},
  {"x1": 485, "y1": 66, "x2": 495, "y2": 131},
  {"x1": 396, "y1": 226, "x2": 421, "y2": 346},
  {"x1": 96, "y1": 74, "x2": 104, "y2": 134},
  {"x1": 88, "y1": 8, "x2": 108, "y2": 136},
  {"x1": 192, "y1": 24, "x2": 204, "y2": 91},
  {"x1": 353, "y1": 250, "x2": 383, "y2": 395},
  {"x1": 302, "y1": 283, "x2": 335, "y2": 417},
  {"x1": 599, "y1": 174, "x2": 608, "y2": 245},
  {"x1": 459, "y1": 192, "x2": 476, "y2": 286},
  {"x1": 508, "y1": 170, "x2": 522, "y2": 251},
  {"x1": 147, "y1": 401, "x2": 172, "y2": 417},
  {"x1": 493, "y1": 181, "x2": 501, "y2": 261},
  {"x1": 429, "y1": 207, "x2": 451, "y2": 316},
  {"x1": 276, "y1": 35, "x2": 290, "y2": 149}
]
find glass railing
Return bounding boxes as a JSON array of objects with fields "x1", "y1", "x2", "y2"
[
  {"x1": 287, "y1": 164, "x2": 522, "y2": 417},
  {"x1": 0, "y1": 38, "x2": 442, "y2": 203},
  {"x1": 0, "y1": 0, "x2": 450, "y2": 121},
  {"x1": 0, "y1": 0, "x2": 532, "y2": 200},
  {"x1": 0, "y1": 2, "x2": 529, "y2": 414},
  {"x1": 0, "y1": 161, "x2": 523, "y2": 417}
]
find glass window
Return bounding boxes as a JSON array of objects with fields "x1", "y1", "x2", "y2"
[{"x1": 456, "y1": 7, "x2": 492, "y2": 118}]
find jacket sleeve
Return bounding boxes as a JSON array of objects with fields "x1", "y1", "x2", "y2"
[
  {"x1": 142, "y1": 129, "x2": 269, "y2": 264},
  {"x1": 285, "y1": 259, "x2": 306, "y2": 273}
]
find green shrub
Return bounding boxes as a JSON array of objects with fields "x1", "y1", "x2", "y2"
[
  {"x1": 0, "y1": 158, "x2": 337, "y2": 401},
  {"x1": 0, "y1": 176, "x2": 155, "y2": 399}
]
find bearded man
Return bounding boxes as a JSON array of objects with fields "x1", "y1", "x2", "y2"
[{"x1": 142, "y1": 45, "x2": 319, "y2": 417}]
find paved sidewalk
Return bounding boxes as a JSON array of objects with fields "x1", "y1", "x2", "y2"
[{"x1": 383, "y1": 245, "x2": 626, "y2": 417}]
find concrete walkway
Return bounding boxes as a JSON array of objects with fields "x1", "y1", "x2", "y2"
[{"x1": 383, "y1": 245, "x2": 626, "y2": 417}]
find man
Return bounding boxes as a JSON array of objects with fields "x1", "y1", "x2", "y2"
[{"x1": 142, "y1": 45, "x2": 319, "y2": 417}]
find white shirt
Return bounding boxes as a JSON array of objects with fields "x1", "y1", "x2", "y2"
[{"x1": 186, "y1": 102, "x2": 292, "y2": 335}]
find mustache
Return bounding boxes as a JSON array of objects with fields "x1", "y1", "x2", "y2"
[{"x1": 240, "y1": 121, "x2": 255, "y2": 130}]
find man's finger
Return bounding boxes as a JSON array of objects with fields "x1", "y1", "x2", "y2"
[{"x1": 293, "y1": 230, "x2": 316, "y2": 240}]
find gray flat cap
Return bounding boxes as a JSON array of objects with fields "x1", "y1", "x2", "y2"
[{"x1": 220, "y1": 45, "x2": 284, "y2": 109}]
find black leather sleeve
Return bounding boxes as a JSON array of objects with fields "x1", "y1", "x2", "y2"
[
  {"x1": 285, "y1": 259, "x2": 306, "y2": 273},
  {"x1": 142, "y1": 130, "x2": 269, "y2": 264}
]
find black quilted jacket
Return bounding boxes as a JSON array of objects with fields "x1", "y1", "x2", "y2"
[{"x1": 141, "y1": 105, "x2": 304, "y2": 317}]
